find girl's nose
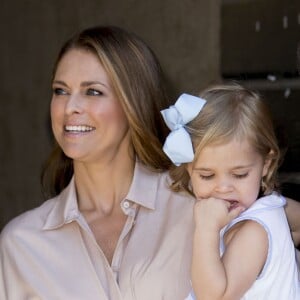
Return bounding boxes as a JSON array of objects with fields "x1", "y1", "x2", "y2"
[{"x1": 214, "y1": 177, "x2": 234, "y2": 194}]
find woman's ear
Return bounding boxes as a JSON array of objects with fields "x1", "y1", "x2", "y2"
[{"x1": 262, "y1": 150, "x2": 274, "y2": 177}]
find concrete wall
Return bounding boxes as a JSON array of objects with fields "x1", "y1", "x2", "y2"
[{"x1": 0, "y1": 0, "x2": 221, "y2": 229}]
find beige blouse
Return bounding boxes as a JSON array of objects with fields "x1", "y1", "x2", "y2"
[{"x1": 0, "y1": 162, "x2": 195, "y2": 300}]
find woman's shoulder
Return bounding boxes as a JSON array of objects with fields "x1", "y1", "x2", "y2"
[
  {"x1": 133, "y1": 163, "x2": 195, "y2": 204},
  {"x1": 0, "y1": 196, "x2": 60, "y2": 241}
]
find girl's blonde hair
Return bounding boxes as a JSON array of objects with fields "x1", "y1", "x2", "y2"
[{"x1": 170, "y1": 83, "x2": 281, "y2": 196}]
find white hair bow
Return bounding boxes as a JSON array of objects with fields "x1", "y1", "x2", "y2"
[{"x1": 161, "y1": 93, "x2": 206, "y2": 166}]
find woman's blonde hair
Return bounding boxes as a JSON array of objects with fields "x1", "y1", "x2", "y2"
[
  {"x1": 42, "y1": 26, "x2": 172, "y2": 198},
  {"x1": 170, "y1": 83, "x2": 281, "y2": 196}
]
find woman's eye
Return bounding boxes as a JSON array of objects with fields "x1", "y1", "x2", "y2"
[
  {"x1": 53, "y1": 88, "x2": 67, "y2": 95},
  {"x1": 234, "y1": 173, "x2": 249, "y2": 179},
  {"x1": 86, "y1": 88, "x2": 103, "y2": 96}
]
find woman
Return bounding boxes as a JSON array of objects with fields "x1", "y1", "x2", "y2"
[{"x1": 0, "y1": 26, "x2": 299, "y2": 300}]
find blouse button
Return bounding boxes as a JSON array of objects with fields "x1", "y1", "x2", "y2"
[{"x1": 122, "y1": 200, "x2": 130, "y2": 209}]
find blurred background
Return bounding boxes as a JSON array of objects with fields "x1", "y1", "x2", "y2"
[{"x1": 0, "y1": 0, "x2": 299, "y2": 229}]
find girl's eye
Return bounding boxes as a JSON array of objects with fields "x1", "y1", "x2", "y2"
[
  {"x1": 234, "y1": 173, "x2": 249, "y2": 179},
  {"x1": 86, "y1": 88, "x2": 103, "y2": 96},
  {"x1": 199, "y1": 174, "x2": 214, "y2": 180},
  {"x1": 53, "y1": 88, "x2": 67, "y2": 95}
]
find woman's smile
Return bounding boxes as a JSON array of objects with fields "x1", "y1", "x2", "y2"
[{"x1": 51, "y1": 49, "x2": 130, "y2": 163}]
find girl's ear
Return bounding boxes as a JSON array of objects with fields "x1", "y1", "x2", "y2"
[{"x1": 262, "y1": 150, "x2": 274, "y2": 177}]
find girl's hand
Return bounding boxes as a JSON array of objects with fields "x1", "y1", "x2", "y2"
[{"x1": 193, "y1": 197, "x2": 245, "y2": 231}]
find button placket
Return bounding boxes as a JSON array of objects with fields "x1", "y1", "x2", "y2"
[{"x1": 112, "y1": 203, "x2": 138, "y2": 282}]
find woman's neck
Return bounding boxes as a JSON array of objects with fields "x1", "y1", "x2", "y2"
[{"x1": 74, "y1": 155, "x2": 135, "y2": 216}]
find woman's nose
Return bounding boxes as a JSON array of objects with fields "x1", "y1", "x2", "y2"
[{"x1": 65, "y1": 94, "x2": 83, "y2": 115}]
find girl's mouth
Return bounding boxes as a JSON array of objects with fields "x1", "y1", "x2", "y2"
[{"x1": 226, "y1": 200, "x2": 239, "y2": 211}]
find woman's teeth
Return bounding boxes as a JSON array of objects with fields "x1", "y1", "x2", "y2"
[{"x1": 65, "y1": 125, "x2": 94, "y2": 132}]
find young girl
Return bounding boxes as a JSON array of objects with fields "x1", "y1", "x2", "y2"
[{"x1": 161, "y1": 84, "x2": 300, "y2": 299}]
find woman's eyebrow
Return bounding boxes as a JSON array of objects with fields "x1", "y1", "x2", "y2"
[
  {"x1": 81, "y1": 81, "x2": 109, "y2": 88},
  {"x1": 52, "y1": 80, "x2": 68, "y2": 86}
]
